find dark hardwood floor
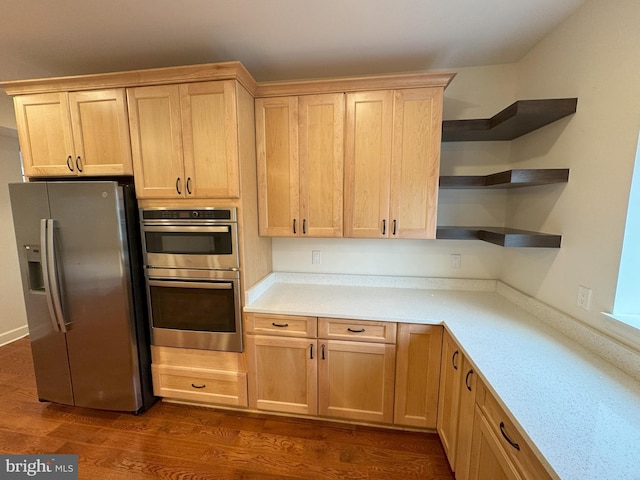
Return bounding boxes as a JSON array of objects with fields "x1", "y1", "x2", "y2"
[{"x1": 0, "y1": 337, "x2": 454, "y2": 479}]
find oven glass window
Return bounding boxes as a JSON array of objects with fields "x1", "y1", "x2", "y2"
[
  {"x1": 150, "y1": 283, "x2": 236, "y2": 332},
  {"x1": 145, "y1": 230, "x2": 232, "y2": 255}
]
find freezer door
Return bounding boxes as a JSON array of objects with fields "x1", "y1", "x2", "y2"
[
  {"x1": 47, "y1": 182, "x2": 144, "y2": 412},
  {"x1": 8, "y1": 182, "x2": 74, "y2": 405}
]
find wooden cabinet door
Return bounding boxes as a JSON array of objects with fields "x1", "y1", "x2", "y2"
[
  {"x1": 455, "y1": 356, "x2": 478, "y2": 480},
  {"x1": 128, "y1": 85, "x2": 185, "y2": 198},
  {"x1": 181, "y1": 80, "x2": 240, "y2": 198},
  {"x1": 437, "y1": 330, "x2": 463, "y2": 470},
  {"x1": 318, "y1": 339, "x2": 396, "y2": 423},
  {"x1": 468, "y1": 406, "x2": 522, "y2": 480},
  {"x1": 393, "y1": 324, "x2": 442, "y2": 429},
  {"x1": 246, "y1": 335, "x2": 317, "y2": 415},
  {"x1": 475, "y1": 382, "x2": 554, "y2": 480},
  {"x1": 256, "y1": 97, "x2": 299, "y2": 236},
  {"x1": 344, "y1": 90, "x2": 393, "y2": 238},
  {"x1": 390, "y1": 88, "x2": 442, "y2": 239},
  {"x1": 68, "y1": 89, "x2": 133, "y2": 176},
  {"x1": 298, "y1": 93, "x2": 344, "y2": 237},
  {"x1": 14, "y1": 92, "x2": 75, "y2": 176}
]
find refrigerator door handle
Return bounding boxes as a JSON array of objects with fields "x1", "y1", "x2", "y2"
[
  {"x1": 40, "y1": 219, "x2": 67, "y2": 333},
  {"x1": 40, "y1": 219, "x2": 61, "y2": 332}
]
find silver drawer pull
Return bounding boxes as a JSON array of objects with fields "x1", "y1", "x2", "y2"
[
  {"x1": 347, "y1": 328, "x2": 365, "y2": 333},
  {"x1": 191, "y1": 383, "x2": 206, "y2": 389}
]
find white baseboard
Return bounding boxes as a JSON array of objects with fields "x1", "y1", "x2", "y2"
[{"x1": 0, "y1": 325, "x2": 29, "y2": 347}]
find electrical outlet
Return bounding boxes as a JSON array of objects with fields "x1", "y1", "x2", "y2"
[
  {"x1": 577, "y1": 285, "x2": 592, "y2": 310},
  {"x1": 312, "y1": 250, "x2": 321, "y2": 265},
  {"x1": 450, "y1": 254, "x2": 461, "y2": 269}
]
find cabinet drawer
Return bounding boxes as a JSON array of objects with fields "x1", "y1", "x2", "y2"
[
  {"x1": 476, "y1": 381, "x2": 553, "y2": 480},
  {"x1": 244, "y1": 313, "x2": 317, "y2": 338},
  {"x1": 151, "y1": 345, "x2": 246, "y2": 371},
  {"x1": 152, "y1": 364, "x2": 248, "y2": 407},
  {"x1": 318, "y1": 318, "x2": 396, "y2": 343}
]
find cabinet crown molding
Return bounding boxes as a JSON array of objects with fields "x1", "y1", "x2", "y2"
[
  {"x1": 0, "y1": 61, "x2": 258, "y2": 96},
  {"x1": 2, "y1": 62, "x2": 456, "y2": 99},
  {"x1": 255, "y1": 71, "x2": 457, "y2": 97}
]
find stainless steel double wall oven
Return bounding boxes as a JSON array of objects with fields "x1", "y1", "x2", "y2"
[{"x1": 140, "y1": 208, "x2": 242, "y2": 352}]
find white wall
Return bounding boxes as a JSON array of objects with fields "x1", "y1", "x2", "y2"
[
  {"x1": 502, "y1": 0, "x2": 640, "y2": 343},
  {"x1": 0, "y1": 92, "x2": 16, "y2": 129},
  {"x1": 272, "y1": 237, "x2": 503, "y2": 278},
  {"x1": 0, "y1": 130, "x2": 28, "y2": 345}
]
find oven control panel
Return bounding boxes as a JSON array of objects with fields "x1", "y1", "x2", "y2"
[{"x1": 141, "y1": 208, "x2": 237, "y2": 222}]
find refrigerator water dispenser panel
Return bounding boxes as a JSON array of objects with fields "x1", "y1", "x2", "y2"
[{"x1": 24, "y1": 245, "x2": 45, "y2": 292}]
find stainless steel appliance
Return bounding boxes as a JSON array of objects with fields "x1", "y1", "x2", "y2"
[
  {"x1": 140, "y1": 207, "x2": 238, "y2": 270},
  {"x1": 140, "y1": 208, "x2": 242, "y2": 352},
  {"x1": 9, "y1": 181, "x2": 154, "y2": 413}
]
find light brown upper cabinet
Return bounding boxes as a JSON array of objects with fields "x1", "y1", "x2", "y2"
[
  {"x1": 344, "y1": 87, "x2": 443, "y2": 239},
  {"x1": 13, "y1": 89, "x2": 133, "y2": 177},
  {"x1": 256, "y1": 93, "x2": 344, "y2": 236},
  {"x1": 128, "y1": 80, "x2": 240, "y2": 199}
]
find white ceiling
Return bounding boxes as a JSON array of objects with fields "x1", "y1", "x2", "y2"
[{"x1": 0, "y1": 0, "x2": 585, "y2": 83}]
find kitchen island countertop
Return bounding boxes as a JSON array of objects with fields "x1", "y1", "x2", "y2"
[{"x1": 244, "y1": 272, "x2": 640, "y2": 480}]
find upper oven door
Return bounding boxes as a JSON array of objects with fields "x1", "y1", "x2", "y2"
[{"x1": 141, "y1": 224, "x2": 239, "y2": 270}]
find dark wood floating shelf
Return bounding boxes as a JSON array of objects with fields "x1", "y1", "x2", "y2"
[
  {"x1": 442, "y1": 98, "x2": 578, "y2": 142},
  {"x1": 439, "y1": 168, "x2": 569, "y2": 189},
  {"x1": 436, "y1": 227, "x2": 562, "y2": 248}
]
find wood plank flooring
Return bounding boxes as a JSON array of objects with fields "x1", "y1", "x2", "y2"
[{"x1": 0, "y1": 337, "x2": 454, "y2": 479}]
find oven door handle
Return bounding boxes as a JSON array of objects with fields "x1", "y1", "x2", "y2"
[
  {"x1": 148, "y1": 280, "x2": 233, "y2": 290},
  {"x1": 142, "y1": 225, "x2": 231, "y2": 233}
]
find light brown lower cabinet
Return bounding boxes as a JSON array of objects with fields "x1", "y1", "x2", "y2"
[
  {"x1": 393, "y1": 323, "x2": 443, "y2": 428},
  {"x1": 470, "y1": 381, "x2": 553, "y2": 480},
  {"x1": 245, "y1": 314, "x2": 444, "y2": 428},
  {"x1": 437, "y1": 329, "x2": 463, "y2": 468},
  {"x1": 455, "y1": 356, "x2": 478, "y2": 480},
  {"x1": 436, "y1": 333, "x2": 554, "y2": 480},
  {"x1": 318, "y1": 339, "x2": 396, "y2": 424},
  {"x1": 246, "y1": 314, "x2": 400, "y2": 425},
  {"x1": 245, "y1": 313, "x2": 318, "y2": 415},
  {"x1": 151, "y1": 346, "x2": 248, "y2": 407},
  {"x1": 468, "y1": 405, "x2": 522, "y2": 480},
  {"x1": 245, "y1": 335, "x2": 318, "y2": 415}
]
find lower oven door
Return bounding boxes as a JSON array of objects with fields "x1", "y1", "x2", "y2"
[{"x1": 146, "y1": 268, "x2": 242, "y2": 352}]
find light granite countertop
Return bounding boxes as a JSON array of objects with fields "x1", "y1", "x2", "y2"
[{"x1": 244, "y1": 272, "x2": 640, "y2": 480}]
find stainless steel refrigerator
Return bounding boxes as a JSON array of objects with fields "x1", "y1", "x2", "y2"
[{"x1": 9, "y1": 180, "x2": 154, "y2": 413}]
